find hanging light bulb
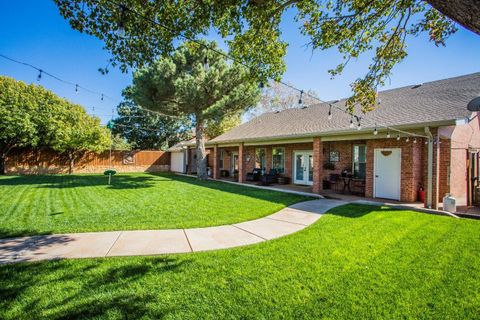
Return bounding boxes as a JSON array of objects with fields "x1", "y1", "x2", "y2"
[
  {"x1": 397, "y1": 134, "x2": 401, "y2": 141},
  {"x1": 357, "y1": 121, "x2": 362, "y2": 130},
  {"x1": 328, "y1": 105, "x2": 332, "y2": 120},
  {"x1": 386, "y1": 129, "x2": 391, "y2": 138},
  {"x1": 373, "y1": 126, "x2": 378, "y2": 135},
  {"x1": 425, "y1": 139, "x2": 429, "y2": 145},
  {"x1": 259, "y1": 82, "x2": 264, "y2": 89},
  {"x1": 406, "y1": 137, "x2": 410, "y2": 142},
  {"x1": 75, "y1": 84, "x2": 79, "y2": 93},
  {"x1": 37, "y1": 69, "x2": 42, "y2": 82},
  {"x1": 203, "y1": 56, "x2": 209, "y2": 71},
  {"x1": 101, "y1": 94, "x2": 104, "y2": 102},
  {"x1": 298, "y1": 90, "x2": 304, "y2": 105},
  {"x1": 413, "y1": 137, "x2": 417, "y2": 144},
  {"x1": 349, "y1": 117, "x2": 355, "y2": 129}
]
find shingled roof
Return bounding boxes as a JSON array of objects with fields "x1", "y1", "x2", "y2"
[{"x1": 211, "y1": 72, "x2": 480, "y2": 144}]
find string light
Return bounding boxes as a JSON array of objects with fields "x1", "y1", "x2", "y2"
[
  {"x1": 373, "y1": 125, "x2": 378, "y2": 135},
  {"x1": 406, "y1": 137, "x2": 410, "y2": 142},
  {"x1": 413, "y1": 137, "x2": 417, "y2": 143},
  {"x1": 75, "y1": 84, "x2": 79, "y2": 93},
  {"x1": 327, "y1": 105, "x2": 332, "y2": 120},
  {"x1": 386, "y1": 129, "x2": 391, "y2": 138},
  {"x1": 357, "y1": 120, "x2": 362, "y2": 131},
  {"x1": 349, "y1": 117, "x2": 355, "y2": 129},
  {"x1": 397, "y1": 134, "x2": 401, "y2": 141},
  {"x1": 298, "y1": 90, "x2": 304, "y2": 105},
  {"x1": 101, "y1": 94, "x2": 104, "y2": 101},
  {"x1": 37, "y1": 69, "x2": 42, "y2": 82}
]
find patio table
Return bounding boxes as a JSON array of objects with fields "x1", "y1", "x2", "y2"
[{"x1": 339, "y1": 177, "x2": 365, "y2": 195}]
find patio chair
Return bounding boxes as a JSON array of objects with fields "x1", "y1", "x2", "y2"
[
  {"x1": 259, "y1": 169, "x2": 278, "y2": 186},
  {"x1": 246, "y1": 168, "x2": 262, "y2": 182},
  {"x1": 327, "y1": 173, "x2": 340, "y2": 192}
]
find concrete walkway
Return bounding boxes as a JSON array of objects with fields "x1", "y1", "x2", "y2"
[{"x1": 0, "y1": 199, "x2": 346, "y2": 264}]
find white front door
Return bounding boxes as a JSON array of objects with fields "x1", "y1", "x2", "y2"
[
  {"x1": 293, "y1": 151, "x2": 313, "y2": 185},
  {"x1": 374, "y1": 148, "x2": 401, "y2": 200}
]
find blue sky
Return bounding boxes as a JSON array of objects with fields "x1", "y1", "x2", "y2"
[{"x1": 1, "y1": 1, "x2": 479, "y2": 124}]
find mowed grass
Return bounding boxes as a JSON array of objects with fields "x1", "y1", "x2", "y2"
[
  {"x1": 1, "y1": 204, "x2": 479, "y2": 319},
  {"x1": 0, "y1": 173, "x2": 310, "y2": 238}
]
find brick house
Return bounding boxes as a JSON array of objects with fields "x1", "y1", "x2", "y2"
[{"x1": 171, "y1": 73, "x2": 480, "y2": 210}]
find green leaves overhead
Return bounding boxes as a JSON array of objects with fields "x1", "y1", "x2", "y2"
[{"x1": 55, "y1": 0, "x2": 458, "y2": 112}]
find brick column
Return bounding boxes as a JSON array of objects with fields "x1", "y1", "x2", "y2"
[
  {"x1": 312, "y1": 137, "x2": 323, "y2": 194},
  {"x1": 238, "y1": 143, "x2": 245, "y2": 183},
  {"x1": 186, "y1": 148, "x2": 192, "y2": 174},
  {"x1": 213, "y1": 145, "x2": 219, "y2": 179},
  {"x1": 432, "y1": 138, "x2": 441, "y2": 209}
]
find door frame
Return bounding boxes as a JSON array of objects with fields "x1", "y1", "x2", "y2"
[
  {"x1": 373, "y1": 148, "x2": 402, "y2": 201},
  {"x1": 293, "y1": 150, "x2": 314, "y2": 186},
  {"x1": 230, "y1": 151, "x2": 239, "y2": 175}
]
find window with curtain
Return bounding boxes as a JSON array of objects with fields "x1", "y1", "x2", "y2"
[
  {"x1": 353, "y1": 145, "x2": 366, "y2": 179},
  {"x1": 219, "y1": 150, "x2": 224, "y2": 169},
  {"x1": 272, "y1": 147, "x2": 285, "y2": 173},
  {"x1": 255, "y1": 148, "x2": 266, "y2": 170}
]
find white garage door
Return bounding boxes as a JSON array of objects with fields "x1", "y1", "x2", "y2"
[{"x1": 170, "y1": 151, "x2": 185, "y2": 173}]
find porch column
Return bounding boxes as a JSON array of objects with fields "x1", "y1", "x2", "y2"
[
  {"x1": 312, "y1": 137, "x2": 323, "y2": 194},
  {"x1": 186, "y1": 147, "x2": 192, "y2": 174},
  {"x1": 213, "y1": 144, "x2": 220, "y2": 179},
  {"x1": 238, "y1": 143, "x2": 245, "y2": 183}
]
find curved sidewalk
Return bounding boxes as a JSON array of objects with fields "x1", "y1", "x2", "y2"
[{"x1": 0, "y1": 199, "x2": 346, "y2": 264}]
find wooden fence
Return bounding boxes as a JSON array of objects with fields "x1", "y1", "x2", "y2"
[{"x1": 5, "y1": 149, "x2": 170, "y2": 175}]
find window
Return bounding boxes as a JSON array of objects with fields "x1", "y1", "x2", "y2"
[
  {"x1": 272, "y1": 147, "x2": 285, "y2": 173},
  {"x1": 255, "y1": 148, "x2": 266, "y2": 170},
  {"x1": 219, "y1": 150, "x2": 224, "y2": 169},
  {"x1": 353, "y1": 145, "x2": 366, "y2": 179}
]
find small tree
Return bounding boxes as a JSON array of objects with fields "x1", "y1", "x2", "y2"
[
  {"x1": 205, "y1": 113, "x2": 242, "y2": 139},
  {"x1": 245, "y1": 81, "x2": 320, "y2": 121},
  {"x1": 130, "y1": 41, "x2": 260, "y2": 179},
  {"x1": 50, "y1": 102, "x2": 110, "y2": 174}
]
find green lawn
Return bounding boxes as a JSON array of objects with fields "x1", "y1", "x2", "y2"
[
  {"x1": 1, "y1": 204, "x2": 479, "y2": 319},
  {"x1": 0, "y1": 173, "x2": 310, "y2": 238}
]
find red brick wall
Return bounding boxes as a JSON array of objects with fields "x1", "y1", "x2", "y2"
[
  {"x1": 321, "y1": 140, "x2": 366, "y2": 181},
  {"x1": 365, "y1": 138, "x2": 426, "y2": 202}
]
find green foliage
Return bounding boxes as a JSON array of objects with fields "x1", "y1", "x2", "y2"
[
  {"x1": 0, "y1": 76, "x2": 110, "y2": 174},
  {"x1": 110, "y1": 134, "x2": 132, "y2": 151},
  {"x1": 54, "y1": 0, "x2": 458, "y2": 113},
  {"x1": 205, "y1": 113, "x2": 242, "y2": 139},
  {"x1": 112, "y1": 99, "x2": 192, "y2": 150},
  {"x1": 129, "y1": 40, "x2": 259, "y2": 178}
]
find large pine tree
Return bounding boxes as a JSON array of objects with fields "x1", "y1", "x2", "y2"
[{"x1": 129, "y1": 41, "x2": 260, "y2": 179}]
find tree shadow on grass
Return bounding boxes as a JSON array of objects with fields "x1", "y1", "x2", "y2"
[
  {"x1": 0, "y1": 174, "x2": 168, "y2": 190},
  {"x1": 149, "y1": 173, "x2": 314, "y2": 207},
  {"x1": 325, "y1": 203, "x2": 399, "y2": 218},
  {"x1": 0, "y1": 256, "x2": 191, "y2": 319}
]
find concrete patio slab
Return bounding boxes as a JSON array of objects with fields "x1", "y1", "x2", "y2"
[
  {"x1": 185, "y1": 225, "x2": 264, "y2": 251},
  {"x1": 267, "y1": 208, "x2": 322, "y2": 226},
  {"x1": 22, "y1": 232, "x2": 121, "y2": 261},
  {"x1": 107, "y1": 230, "x2": 191, "y2": 256},
  {"x1": 233, "y1": 218, "x2": 306, "y2": 240}
]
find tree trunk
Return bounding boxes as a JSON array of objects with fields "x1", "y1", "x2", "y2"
[
  {"x1": 0, "y1": 153, "x2": 5, "y2": 175},
  {"x1": 68, "y1": 151, "x2": 75, "y2": 175},
  {"x1": 427, "y1": 0, "x2": 480, "y2": 35},
  {"x1": 195, "y1": 118, "x2": 208, "y2": 180}
]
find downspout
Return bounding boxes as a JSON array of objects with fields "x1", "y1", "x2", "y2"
[{"x1": 425, "y1": 127, "x2": 434, "y2": 208}]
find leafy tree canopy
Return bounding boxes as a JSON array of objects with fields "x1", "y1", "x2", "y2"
[
  {"x1": 205, "y1": 112, "x2": 243, "y2": 139},
  {"x1": 128, "y1": 40, "x2": 260, "y2": 178},
  {"x1": 0, "y1": 76, "x2": 110, "y2": 174},
  {"x1": 53, "y1": 0, "x2": 473, "y2": 112}
]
